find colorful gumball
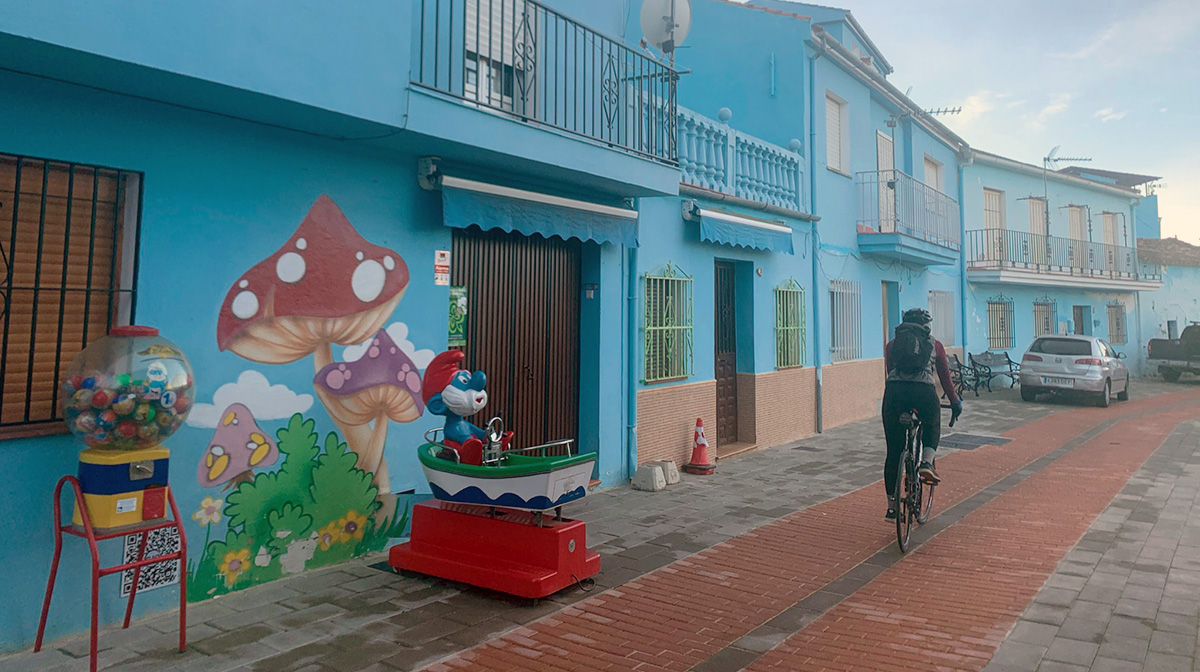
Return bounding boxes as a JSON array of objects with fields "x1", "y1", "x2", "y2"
[
  {"x1": 115, "y1": 373, "x2": 132, "y2": 388},
  {"x1": 115, "y1": 420, "x2": 138, "y2": 438},
  {"x1": 97, "y1": 410, "x2": 118, "y2": 430},
  {"x1": 75, "y1": 412, "x2": 97, "y2": 433},
  {"x1": 91, "y1": 389, "x2": 114, "y2": 409},
  {"x1": 72, "y1": 389, "x2": 93, "y2": 411},
  {"x1": 173, "y1": 393, "x2": 191, "y2": 414},
  {"x1": 156, "y1": 410, "x2": 175, "y2": 427},
  {"x1": 137, "y1": 423, "x2": 159, "y2": 441},
  {"x1": 80, "y1": 376, "x2": 96, "y2": 390},
  {"x1": 111, "y1": 394, "x2": 137, "y2": 416}
]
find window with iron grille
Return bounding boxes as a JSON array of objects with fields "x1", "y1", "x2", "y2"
[
  {"x1": 829, "y1": 279, "x2": 861, "y2": 362},
  {"x1": 927, "y1": 290, "x2": 955, "y2": 346},
  {"x1": 774, "y1": 280, "x2": 806, "y2": 369},
  {"x1": 1107, "y1": 304, "x2": 1127, "y2": 345},
  {"x1": 987, "y1": 298, "x2": 1015, "y2": 350},
  {"x1": 644, "y1": 264, "x2": 692, "y2": 383},
  {"x1": 0, "y1": 153, "x2": 140, "y2": 436},
  {"x1": 1033, "y1": 300, "x2": 1056, "y2": 337}
]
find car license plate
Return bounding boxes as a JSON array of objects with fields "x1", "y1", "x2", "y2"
[{"x1": 1043, "y1": 376, "x2": 1074, "y2": 387}]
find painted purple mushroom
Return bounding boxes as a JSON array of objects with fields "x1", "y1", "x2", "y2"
[
  {"x1": 197, "y1": 403, "x2": 280, "y2": 489},
  {"x1": 314, "y1": 329, "x2": 422, "y2": 492}
]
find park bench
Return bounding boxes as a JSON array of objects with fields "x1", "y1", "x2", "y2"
[
  {"x1": 969, "y1": 351, "x2": 1021, "y2": 392},
  {"x1": 947, "y1": 353, "x2": 983, "y2": 398}
]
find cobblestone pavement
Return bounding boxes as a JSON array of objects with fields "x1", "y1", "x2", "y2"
[{"x1": 4, "y1": 380, "x2": 1197, "y2": 672}]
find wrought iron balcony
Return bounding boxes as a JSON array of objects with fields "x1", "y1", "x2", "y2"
[
  {"x1": 677, "y1": 108, "x2": 805, "y2": 211},
  {"x1": 965, "y1": 229, "x2": 1162, "y2": 285},
  {"x1": 413, "y1": 0, "x2": 678, "y2": 164},
  {"x1": 856, "y1": 170, "x2": 960, "y2": 250}
]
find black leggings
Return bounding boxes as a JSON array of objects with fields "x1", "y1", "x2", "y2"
[{"x1": 882, "y1": 381, "x2": 942, "y2": 498}]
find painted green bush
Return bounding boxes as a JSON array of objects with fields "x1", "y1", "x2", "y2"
[{"x1": 188, "y1": 413, "x2": 410, "y2": 600}]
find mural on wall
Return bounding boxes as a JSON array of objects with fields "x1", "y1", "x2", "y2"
[{"x1": 186, "y1": 195, "x2": 426, "y2": 599}]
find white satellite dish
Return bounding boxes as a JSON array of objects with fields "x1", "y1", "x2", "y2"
[{"x1": 640, "y1": 0, "x2": 691, "y2": 57}]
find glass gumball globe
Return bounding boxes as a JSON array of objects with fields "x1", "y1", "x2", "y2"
[{"x1": 61, "y1": 326, "x2": 194, "y2": 450}]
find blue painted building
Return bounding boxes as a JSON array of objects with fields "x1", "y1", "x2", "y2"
[
  {"x1": 961, "y1": 151, "x2": 1161, "y2": 362},
  {"x1": 0, "y1": 0, "x2": 681, "y2": 650}
]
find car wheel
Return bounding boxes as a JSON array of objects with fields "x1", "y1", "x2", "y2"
[
  {"x1": 1021, "y1": 386, "x2": 1037, "y2": 402},
  {"x1": 1097, "y1": 380, "x2": 1111, "y2": 408},
  {"x1": 1164, "y1": 368, "x2": 1182, "y2": 383},
  {"x1": 1117, "y1": 378, "x2": 1130, "y2": 402}
]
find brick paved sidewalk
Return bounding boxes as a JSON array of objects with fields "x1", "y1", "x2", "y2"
[{"x1": 3, "y1": 381, "x2": 1197, "y2": 672}]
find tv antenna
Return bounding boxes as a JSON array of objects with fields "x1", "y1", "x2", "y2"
[
  {"x1": 917, "y1": 106, "x2": 961, "y2": 118},
  {"x1": 1041, "y1": 146, "x2": 1092, "y2": 228},
  {"x1": 639, "y1": 0, "x2": 691, "y2": 67}
]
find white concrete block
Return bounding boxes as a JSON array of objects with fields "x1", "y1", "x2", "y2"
[
  {"x1": 651, "y1": 460, "x2": 681, "y2": 485},
  {"x1": 631, "y1": 464, "x2": 666, "y2": 492}
]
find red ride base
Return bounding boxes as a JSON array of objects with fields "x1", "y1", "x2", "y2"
[{"x1": 389, "y1": 500, "x2": 600, "y2": 599}]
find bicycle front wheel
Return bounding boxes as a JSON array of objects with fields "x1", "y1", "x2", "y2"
[{"x1": 894, "y1": 450, "x2": 913, "y2": 552}]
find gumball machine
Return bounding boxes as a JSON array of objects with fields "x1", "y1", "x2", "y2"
[{"x1": 61, "y1": 326, "x2": 194, "y2": 529}]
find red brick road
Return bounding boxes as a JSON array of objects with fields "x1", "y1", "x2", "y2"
[{"x1": 424, "y1": 391, "x2": 1200, "y2": 672}]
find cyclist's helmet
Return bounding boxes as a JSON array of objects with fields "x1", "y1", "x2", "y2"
[{"x1": 902, "y1": 307, "x2": 932, "y2": 325}]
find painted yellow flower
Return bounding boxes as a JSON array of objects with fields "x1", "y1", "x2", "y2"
[
  {"x1": 192, "y1": 497, "x2": 224, "y2": 526},
  {"x1": 218, "y1": 548, "x2": 251, "y2": 587},
  {"x1": 336, "y1": 510, "x2": 368, "y2": 544},
  {"x1": 317, "y1": 521, "x2": 341, "y2": 551}
]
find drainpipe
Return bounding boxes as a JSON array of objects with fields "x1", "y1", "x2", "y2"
[
  {"x1": 957, "y1": 156, "x2": 970, "y2": 353},
  {"x1": 626, "y1": 242, "x2": 639, "y2": 478},
  {"x1": 1131, "y1": 199, "x2": 1145, "y2": 372},
  {"x1": 809, "y1": 38, "x2": 825, "y2": 433}
]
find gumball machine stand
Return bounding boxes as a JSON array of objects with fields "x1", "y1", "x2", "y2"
[{"x1": 34, "y1": 326, "x2": 194, "y2": 672}]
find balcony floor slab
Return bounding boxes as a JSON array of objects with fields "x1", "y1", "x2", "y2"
[{"x1": 857, "y1": 231, "x2": 959, "y2": 266}]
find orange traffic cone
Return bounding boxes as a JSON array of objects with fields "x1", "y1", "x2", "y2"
[{"x1": 685, "y1": 418, "x2": 715, "y2": 475}]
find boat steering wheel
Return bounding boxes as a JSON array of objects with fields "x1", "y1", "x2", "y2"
[{"x1": 486, "y1": 417, "x2": 505, "y2": 451}]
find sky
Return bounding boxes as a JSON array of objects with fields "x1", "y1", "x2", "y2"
[{"x1": 769, "y1": 0, "x2": 1200, "y2": 241}]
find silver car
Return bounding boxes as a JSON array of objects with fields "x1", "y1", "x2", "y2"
[{"x1": 1019, "y1": 335, "x2": 1130, "y2": 407}]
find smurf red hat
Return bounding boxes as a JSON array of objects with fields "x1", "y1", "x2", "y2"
[{"x1": 422, "y1": 350, "x2": 465, "y2": 405}]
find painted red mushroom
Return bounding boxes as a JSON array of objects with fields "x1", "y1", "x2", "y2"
[
  {"x1": 197, "y1": 403, "x2": 279, "y2": 489},
  {"x1": 215, "y1": 195, "x2": 410, "y2": 466},
  {"x1": 314, "y1": 328, "x2": 423, "y2": 492}
]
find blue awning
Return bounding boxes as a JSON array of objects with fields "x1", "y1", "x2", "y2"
[
  {"x1": 441, "y1": 179, "x2": 638, "y2": 247},
  {"x1": 690, "y1": 205, "x2": 794, "y2": 254}
]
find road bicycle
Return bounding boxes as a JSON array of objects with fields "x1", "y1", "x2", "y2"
[{"x1": 894, "y1": 404, "x2": 956, "y2": 552}]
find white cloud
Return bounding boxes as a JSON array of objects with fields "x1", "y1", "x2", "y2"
[
  {"x1": 342, "y1": 322, "x2": 436, "y2": 370},
  {"x1": 1094, "y1": 107, "x2": 1127, "y2": 122},
  {"x1": 1023, "y1": 93, "x2": 1072, "y2": 131},
  {"x1": 1161, "y1": 107, "x2": 1169, "y2": 113},
  {"x1": 187, "y1": 370, "x2": 314, "y2": 428},
  {"x1": 1064, "y1": 1, "x2": 1200, "y2": 65}
]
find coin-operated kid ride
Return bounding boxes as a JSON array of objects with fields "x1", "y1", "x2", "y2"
[{"x1": 388, "y1": 350, "x2": 600, "y2": 599}]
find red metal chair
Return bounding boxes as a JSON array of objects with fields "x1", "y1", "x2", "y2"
[{"x1": 35, "y1": 475, "x2": 188, "y2": 672}]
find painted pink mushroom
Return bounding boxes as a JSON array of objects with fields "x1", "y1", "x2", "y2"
[
  {"x1": 314, "y1": 329, "x2": 423, "y2": 492},
  {"x1": 197, "y1": 403, "x2": 279, "y2": 489},
  {"x1": 215, "y1": 195, "x2": 411, "y2": 473}
]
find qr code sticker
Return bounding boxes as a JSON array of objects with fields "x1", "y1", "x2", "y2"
[{"x1": 120, "y1": 528, "x2": 181, "y2": 597}]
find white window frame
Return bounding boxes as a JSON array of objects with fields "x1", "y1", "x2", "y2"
[
  {"x1": 829, "y1": 279, "x2": 862, "y2": 362},
  {"x1": 825, "y1": 92, "x2": 850, "y2": 176},
  {"x1": 928, "y1": 290, "x2": 955, "y2": 346},
  {"x1": 983, "y1": 188, "x2": 1006, "y2": 262},
  {"x1": 923, "y1": 155, "x2": 943, "y2": 192}
]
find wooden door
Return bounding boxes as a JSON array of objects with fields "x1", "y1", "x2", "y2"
[
  {"x1": 451, "y1": 227, "x2": 580, "y2": 449},
  {"x1": 714, "y1": 261, "x2": 738, "y2": 446}
]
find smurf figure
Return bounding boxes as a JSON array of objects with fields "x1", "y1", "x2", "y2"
[
  {"x1": 143, "y1": 361, "x2": 168, "y2": 401},
  {"x1": 422, "y1": 350, "x2": 512, "y2": 466}
]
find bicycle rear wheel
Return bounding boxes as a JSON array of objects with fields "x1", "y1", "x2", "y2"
[
  {"x1": 894, "y1": 450, "x2": 913, "y2": 552},
  {"x1": 917, "y1": 466, "x2": 936, "y2": 525}
]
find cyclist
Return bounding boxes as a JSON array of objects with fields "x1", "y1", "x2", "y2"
[{"x1": 883, "y1": 307, "x2": 962, "y2": 520}]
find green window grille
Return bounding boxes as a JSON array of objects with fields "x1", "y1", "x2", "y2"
[
  {"x1": 1107, "y1": 303, "x2": 1127, "y2": 345},
  {"x1": 775, "y1": 280, "x2": 806, "y2": 369},
  {"x1": 987, "y1": 296, "x2": 1015, "y2": 350},
  {"x1": 644, "y1": 264, "x2": 693, "y2": 383}
]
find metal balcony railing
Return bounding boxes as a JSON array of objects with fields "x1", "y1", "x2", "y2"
[
  {"x1": 677, "y1": 108, "x2": 805, "y2": 211},
  {"x1": 856, "y1": 170, "x2": 960, "y2": 250},
  {"x1": 965, "y1": 229, "x2": 1160, "y2": 281},
  {"x1": 413, "y1": 0, "x2": 678, "y2": 164}
]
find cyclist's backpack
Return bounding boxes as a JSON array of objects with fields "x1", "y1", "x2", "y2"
[{"x1": 892, "y1": 323, "x2": 933, "y2": 375}]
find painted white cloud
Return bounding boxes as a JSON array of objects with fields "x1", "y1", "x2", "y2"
[
  {"x1": 342, "y1": 322, "x2": 436, "y2": 370},
  {"x1": 1094, "y1": 107, "x2": 1127, "y2": 122},
  {"x1": 187, "y1": 370, "x2": 314, "y2": 428}
]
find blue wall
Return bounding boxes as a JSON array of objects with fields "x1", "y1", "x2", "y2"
[{"x1": 1136, "y1": 194, "x2": 1161, "y2": 240}]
